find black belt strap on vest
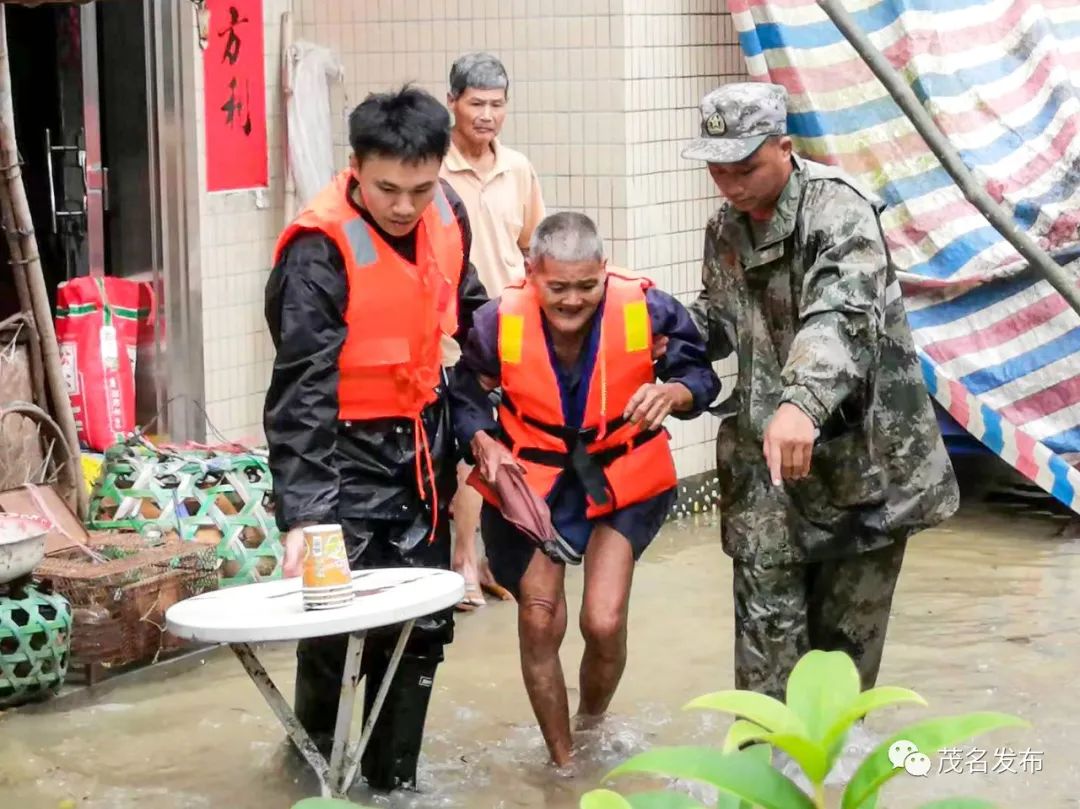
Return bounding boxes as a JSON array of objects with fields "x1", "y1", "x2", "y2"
[{"x1": 500, "y1": 394, "x2": 662, "y2": 507}]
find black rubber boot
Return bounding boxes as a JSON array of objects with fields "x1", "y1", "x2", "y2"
[{"x1": 359, "y1": 647, "x2": 440, "y2": 792}]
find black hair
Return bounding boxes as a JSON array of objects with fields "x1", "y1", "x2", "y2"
[{"x1": 348, "y1": 84, "x2": 451, "y2": 164}]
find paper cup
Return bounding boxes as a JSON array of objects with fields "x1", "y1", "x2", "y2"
[
  {"x1": 302, "y1": 525, "x2": 351, "y2": 589},
  {"x1": 303, "y1": 594, "x2": 353, "y2": 603},
  {"x1": 303, "y1": 589, "x2": 354, "y2": 603},
  {"x1": 302, "y1": 594, "x2": 354, "y2": 611},
  {"x1": 303, "y1": 586, "x2": 354, "y2": 599},
  {"x1": 304, "y1": 592, "x2": 354, "y2": 603},
  {"x1": 303, "y1": 596, "x2": 351, "y2": 609}
]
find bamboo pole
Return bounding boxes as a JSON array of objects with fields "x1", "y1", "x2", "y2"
[
  {"x1": 0, "y1": 8, "x2": 87, "y2": 518},
  {"x1": 8, "y1": 254, "x2": 46, "y2": 406},
  {"x1": 816, "y1": 0, "x2": 1080, "y2": 316}
]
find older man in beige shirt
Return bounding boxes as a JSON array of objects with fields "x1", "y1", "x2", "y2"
[{"x1": 441, "y1": 52, "x2": 546, "y2": 610}]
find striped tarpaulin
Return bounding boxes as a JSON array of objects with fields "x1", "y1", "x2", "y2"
[{"x1": 729, "y1": 0, "x2": 1080, "y2": 513}]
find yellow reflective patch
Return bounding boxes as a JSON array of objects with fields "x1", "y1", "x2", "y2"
[
  {"x1": 623, "y1": 301, "x2": 649, "y2": 352},
  {"x1": 500, "y1": 313, "x2": 525, "y2": 364}
]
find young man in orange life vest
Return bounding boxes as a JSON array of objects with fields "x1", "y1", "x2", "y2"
[
  {"x1": 264, "y1": 86, "x2": 489, "y2": 792},
  {"x1": 450, "y1": 212, "x2": 721, "y2": 766}
]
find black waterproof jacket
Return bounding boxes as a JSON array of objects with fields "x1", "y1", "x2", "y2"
[{"x1": 263, "y1": 178, "x2": 488, "y2": 584}]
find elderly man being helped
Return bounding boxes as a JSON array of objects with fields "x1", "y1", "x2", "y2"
[{"x1": 450, "y1": 211, "x2": 720, "y2": 766}]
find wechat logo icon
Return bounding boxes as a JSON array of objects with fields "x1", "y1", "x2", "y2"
[{"x1": 889, "y1": 739, "x2": 932, "y2": 777}]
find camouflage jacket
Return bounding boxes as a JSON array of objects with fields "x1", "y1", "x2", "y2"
[{"x1": 690, "y1": 155, "x2": 959, "y2": 565}]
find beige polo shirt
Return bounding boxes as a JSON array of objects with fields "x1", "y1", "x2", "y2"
[
  {"x1": 440, "y1": 139, "x2": 546, "y2": 297},
  {"x1": 439, "y1": 139, "x2": 545, "y2": 367}
]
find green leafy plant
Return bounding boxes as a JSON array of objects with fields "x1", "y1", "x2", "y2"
[
  {"x1": 581, "y1": 650, "x2": 1027, "y2": 809},
  {"x1": 291, "y1": 799, "x2": 374, "y2": 809}
]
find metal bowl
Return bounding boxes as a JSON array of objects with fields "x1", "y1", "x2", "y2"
[{"x1": 0, "y1": 514, "x2": 49, "y2": 585}]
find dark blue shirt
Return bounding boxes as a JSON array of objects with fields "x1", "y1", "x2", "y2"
[{"x1": 449, "y1": 282, "x2": 720, "y2": 548}]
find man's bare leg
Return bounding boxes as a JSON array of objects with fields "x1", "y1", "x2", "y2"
[
  {"x1": 517, "y1": 549, "x2": 572, "y2": 766},
  {"x1": 578, "y1": 524, "x2": 635, "y2": 724},
  {"x1": 452, "y1": 462, "x2": 485, "y2": 609}
]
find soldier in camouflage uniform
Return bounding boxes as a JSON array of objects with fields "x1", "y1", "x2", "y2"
[{"x1": 682, "y1": 83, "x2": 960, "y2": 700}]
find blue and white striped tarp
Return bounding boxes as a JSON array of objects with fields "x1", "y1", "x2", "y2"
[{"x1": 730, "y1": 0, "x2": 1080, "y2": 513}]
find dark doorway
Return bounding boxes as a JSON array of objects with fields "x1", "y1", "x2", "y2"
[
  {"x1": 4, "y1": 5, "x2": 73, "y2": 310},
  {"x1": 99, "y1": 0, "x2": 153, "y2": 281},
  {"x1": 2, "y1": 2, "x2": 161, "y2": 427},
  {"x1": 3, "y1": 1, "x2": 153, "y2": 300}
]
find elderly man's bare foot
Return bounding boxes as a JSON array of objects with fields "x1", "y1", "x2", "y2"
[
  {"x1": 549, "y1": 747, "x2": 574, "y2": 770},
  {"x1": 573, "y1": 712, "x2": 605, "y2": 732}
]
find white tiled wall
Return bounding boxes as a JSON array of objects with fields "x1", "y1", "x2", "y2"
[
  {"x1": 290, "y1": 0, "x2": 629, "y2": 257},
  {"x1": 193, "y1": 0, "x2": 289, "y2": 443},
  {"x1": 619, "y1": 2, "x2": 744, "y2": 477},
  {"x1": 195, "y1": 0, "x2": 746, "y2": 478}
]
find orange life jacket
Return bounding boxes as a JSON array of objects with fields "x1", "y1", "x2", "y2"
[
  {"x1": 472, "y1": 271, "x2": 678, "y2": 518},
  {"x1": 273, "y1": 170, "x2": 464, "y2": 540},
  {"x1": 273, "y1": 170, "x2": 464, "y2": 421}
]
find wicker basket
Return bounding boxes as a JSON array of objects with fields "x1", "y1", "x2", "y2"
[
  {"x1": 88, "y1": 440, "x2": 282, "y2": 587},
  {"x1": 34, "y1": 533, "x2": 218, "y2": 673},
  {"x1": 0, "y1": 583, "x2": 71, "y2": 708}
]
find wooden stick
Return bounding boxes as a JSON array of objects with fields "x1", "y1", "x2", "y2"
[
  {"x1": 7, "y1": 248, "x2": 45, "y2": 406},
  {"x1": 0, "y1": 310, "x2": 45, "y2": 405},
  {"x1": 0, "y1": 9, "x2": 87, "y2": 518}
]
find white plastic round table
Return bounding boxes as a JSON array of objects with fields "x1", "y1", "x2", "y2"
[{"x1": 166, "y1": 568, "x2": 464, "y2": 798}]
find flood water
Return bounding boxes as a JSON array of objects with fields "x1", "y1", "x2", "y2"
[{"x1": 2, "y1": 487, "x2": 1079, "y2": 808}]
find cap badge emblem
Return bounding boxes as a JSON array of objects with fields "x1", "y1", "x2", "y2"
[{"x1": 705, "y1": 111, "x2": 727, "y2": 136}]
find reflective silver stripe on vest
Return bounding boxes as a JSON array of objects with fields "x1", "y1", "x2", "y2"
[
  {"x1": 433, "y1": 187, "x2": 452, "y2": 225},
  {"x1": 342, "y1": 217, "x2": 377, "y2": 266}
]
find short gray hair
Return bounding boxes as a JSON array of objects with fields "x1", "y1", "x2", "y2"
[
  {"x1": 529, "y1": 212, "x2": 605, "y2": 265},
  {"x1": 449, "y1": 52, "x2": 509, "y2": 100}
]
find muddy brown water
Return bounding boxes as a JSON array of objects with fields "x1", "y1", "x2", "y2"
[{"x1": 1, "y1": 500, "x2": 1078, "y2": 809}]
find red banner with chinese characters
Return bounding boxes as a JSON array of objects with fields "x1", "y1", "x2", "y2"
[{"x1": 202, "y1": 0, "x2": 268, "y2": 191}]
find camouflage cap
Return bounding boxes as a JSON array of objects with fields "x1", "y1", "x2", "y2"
[{"x1": 681, "y1": 82, "x2": 789, "y2": 164}]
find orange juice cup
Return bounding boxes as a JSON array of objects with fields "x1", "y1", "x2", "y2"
[{"x1": 301, "y1": 524, "x2": 352, "y2": 590}]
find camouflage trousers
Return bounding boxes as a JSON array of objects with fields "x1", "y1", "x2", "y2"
[{"x1": 732, "y1": 539, "x2": 906, "y2": 700}]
